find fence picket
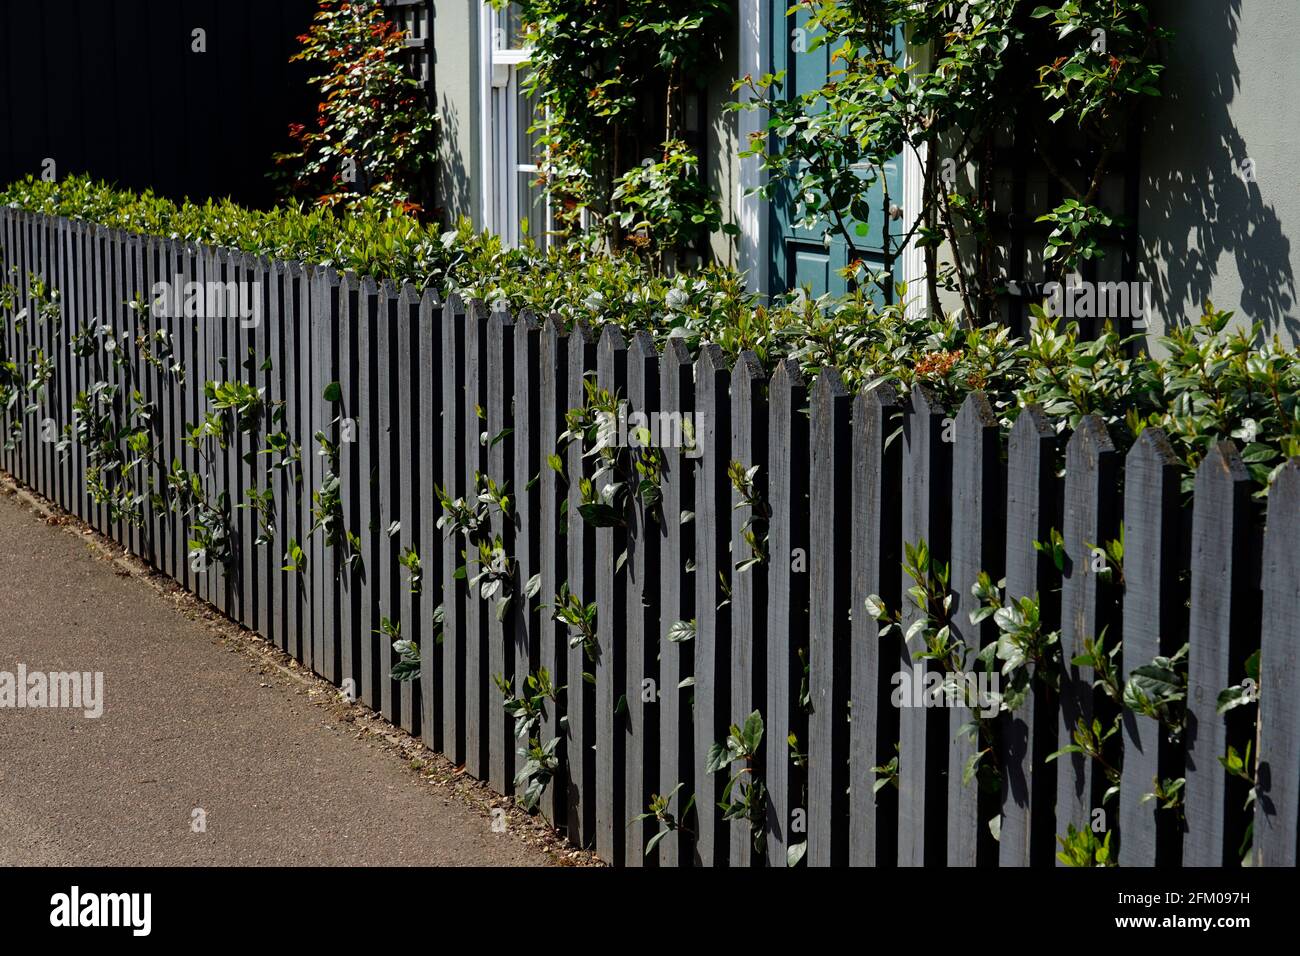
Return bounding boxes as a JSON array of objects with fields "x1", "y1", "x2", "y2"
[
  {"x1": 538, "y1": 316, "x2": 569, "y2": 830},
  {"x1": 440, "y1": 295, "x2": 470, "y2": 765},
  {"x1": 1184, "y1": 441, "x2": 1256, "y2": 866},
  {"x1": 594, "y1": 325, "x2": 629, "y2": 866},
  {"x1": 624, "y1": 330, "x2": 662, "y2": 866},
  {"x1": 898, "y1": 383, "x2": 952, "y2": 867},
  {"x1": 1256, "y1": 458, "x2": 1300, "y2": 866},
  {"x1": 728, "y1": 351, "x2": 768, "y2": 868},
  {"x1": 808, "y1": 370, "x2": 852, "y2": 867},
  {"x1": 1057, "y1": 415, "x2": 1120, "y2": 854},
  {"x1": 693, "y1": 344, "x2": 731, "y2": 867},
  {"x1": 486, "y1": 309, "x2": 517, "y2": 795},
  {"x1": 1118, "y1": 428, "x2": 1184, "y2": 866},
  {"x1": 658, "y1": 337, "x2": 696, "y2": 867},
  {"x1": 564, "y1": 322, "x2": 600, "y2": 848},
  {"x1": 849, "y1": 383, "x2": 901, "y2": 867},
  {"x1": 948, "y1": 392, "x2": 1003, "y2": 867},
  {"x1": 512, "y1": 312, "x2": 542, "y2": 794},
  {"x1": 416, "y1": 288, "x2": 442, "y2": 747}
]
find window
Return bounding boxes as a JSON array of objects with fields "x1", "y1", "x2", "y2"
[{"x1": 480, "y1": 3, "x2": 549, "y2": 248}]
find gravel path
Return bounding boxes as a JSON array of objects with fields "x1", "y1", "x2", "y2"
[{"x1": 0, "y1": 481, "x2": 554, "y2": 867}]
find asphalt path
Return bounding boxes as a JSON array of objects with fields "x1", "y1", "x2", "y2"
[{"x1": 0, "y1": 484, "x2": 550, "y2": 866}]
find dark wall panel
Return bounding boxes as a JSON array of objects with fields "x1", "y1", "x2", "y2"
[{"x1": 0, "y1": 0, "x2": 319, "y2": 208}]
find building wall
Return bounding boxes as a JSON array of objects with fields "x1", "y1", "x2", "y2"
[
  {"x1": 705, "y1": 13, "x2": 741, "y2": 270},
  {"x1": 432, "y1": 1, "x2": 481, "y2": 227},
  {"x1": 430, "y1": 1, "x2": 1300, "y2": 349},
  {"x1": 1139, "y1": 0, "x2": 1300, "y2": 346}
]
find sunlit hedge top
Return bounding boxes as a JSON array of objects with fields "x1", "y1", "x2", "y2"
[{"x1": 5, "y1": 175, "x2": 1299, "y2": 488}]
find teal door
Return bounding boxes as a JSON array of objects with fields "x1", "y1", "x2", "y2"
[{"x1": 768, "y1": 6, "x2": 904, "y2": 300}]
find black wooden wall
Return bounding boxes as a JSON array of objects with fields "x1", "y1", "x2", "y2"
[{"x1": 0, "y1": 0, "x2": 320, "y2": 208}]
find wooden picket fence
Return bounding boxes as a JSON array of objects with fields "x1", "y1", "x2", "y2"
[{"x1": 1, "y1": 208, "x2": 1297, "y2": 867}]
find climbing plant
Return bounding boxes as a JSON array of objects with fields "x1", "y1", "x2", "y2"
[
  {"x1": 273, "y1": 0, "x2": 439, "y2": 214},
  {"x1": 488, "y1": 0, "x2": 732, "y2": 261},
  {"x1": 734, "y1": 0, "x2": 1171, "y2": 316}
]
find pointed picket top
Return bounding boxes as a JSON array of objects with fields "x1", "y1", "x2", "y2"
[
  {"x1": 812, "y1": 366, "x2": 849, "y2": 413},
  {"x1": 399, "y1": 280, "x2": 421, "y2": 307},
  {"x1": 909, "y1": 380, "x2": 944, "y2": 419},
  {"x1": 285, "y1": 258, "x2": 305, "y2": 280},
  {"x1": 1065, "y1": 413, "x2": 1116, "y2": 466},
  {"x1": 1258, "y1": 456, "x2": 1300, "y2": 866},
  {"x1": 956, "y1": 390, "x2": 997, "y2": 431},
  {"x1": 419, "y1": 284, "x2": 440, "y2": 313},
  {"x1": 1196, "y1": 440, "x2": 1249, "y2": 491},
  {"x1": 239, "y1": 251, "x2": 259, "y2": 271},
  {"x1": 487, "y1": 307, "x2": 513, "y2": 339},
  {"x1": 598, "y1": 322, "x2": 627, "y2": 353},
  {"x1": 731, "y1": 349, "x2": 765, "y2": 395},
  {"x1": 378, "y1": 276, "x2": 400, "y2": 300},
  {"x1": 695, "y1": 341, "x2": 727, "y2": 378},
  {"x1": 1264, "y1": 457, "x2": 1300, "y2": 559},
  {"x1": 515, "y1": 308, "x2": 540, "y2": 333},
  {"x1": 1126, "y1": 425, "x2": 1179, "y2": 471},
  {"x1": 568, "y1": 320, "x2": 598, "y2": 371},
  {"x1": 660, "y1": 333, "x2": 692, "y2": 370},
  {"x1": 270, "y1": 256, "x2": 287, "y2": 280},
  {"x1": 629, "y1": 329, "x2": 658, "y2": 365},
  {"x1": 466, "y1": 297, "x2": 490, "y2": 322},
  {"x1": 443, "y1": 290, "x2": 465, "y2": 318},
  {"x1": 771, "y1": 356, "x2": 806, "y2": 393},
  {"x1": 1009, "y1": 403, "x2": 1053, "y2": 445},
  {"x1": 543, "y1": 312, "x2": 566, "y2": 339},
  {"x1": 359, "y1": 274, "x2": 379, "y2": 296}
]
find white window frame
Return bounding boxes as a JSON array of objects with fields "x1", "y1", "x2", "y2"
[{"x1": 478, "y1": 4, "x2": 548, "y2": 247}]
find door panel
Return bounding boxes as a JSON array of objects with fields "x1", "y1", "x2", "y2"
[{"x1": 768, "y1": 5, "x2": 904, "y2": 300}]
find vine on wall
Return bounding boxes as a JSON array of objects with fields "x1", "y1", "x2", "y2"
[{"x1": 490, "y1": 0, "x2": 735, "y2": 263}]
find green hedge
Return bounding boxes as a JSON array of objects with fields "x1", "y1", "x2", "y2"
[{"x1": 4, "y1": 175, "x2": 1299, "y2": 488}]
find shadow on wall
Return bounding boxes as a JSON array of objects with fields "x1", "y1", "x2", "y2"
[
  {"x1": 1141, "y1": 0, "x2": 1298, "y2": 342},
  {"x1": 437, "y1": 91, "x2": 473, "y2": 228}
]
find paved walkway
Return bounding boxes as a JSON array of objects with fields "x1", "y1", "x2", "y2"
[{"x1": 0, "y1": 484, "x2": 551, "y2": 866}]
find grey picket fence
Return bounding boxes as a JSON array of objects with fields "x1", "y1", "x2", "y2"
[{"x1": 2, "y1": 207, "x2": 1297, "y2": 867}]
